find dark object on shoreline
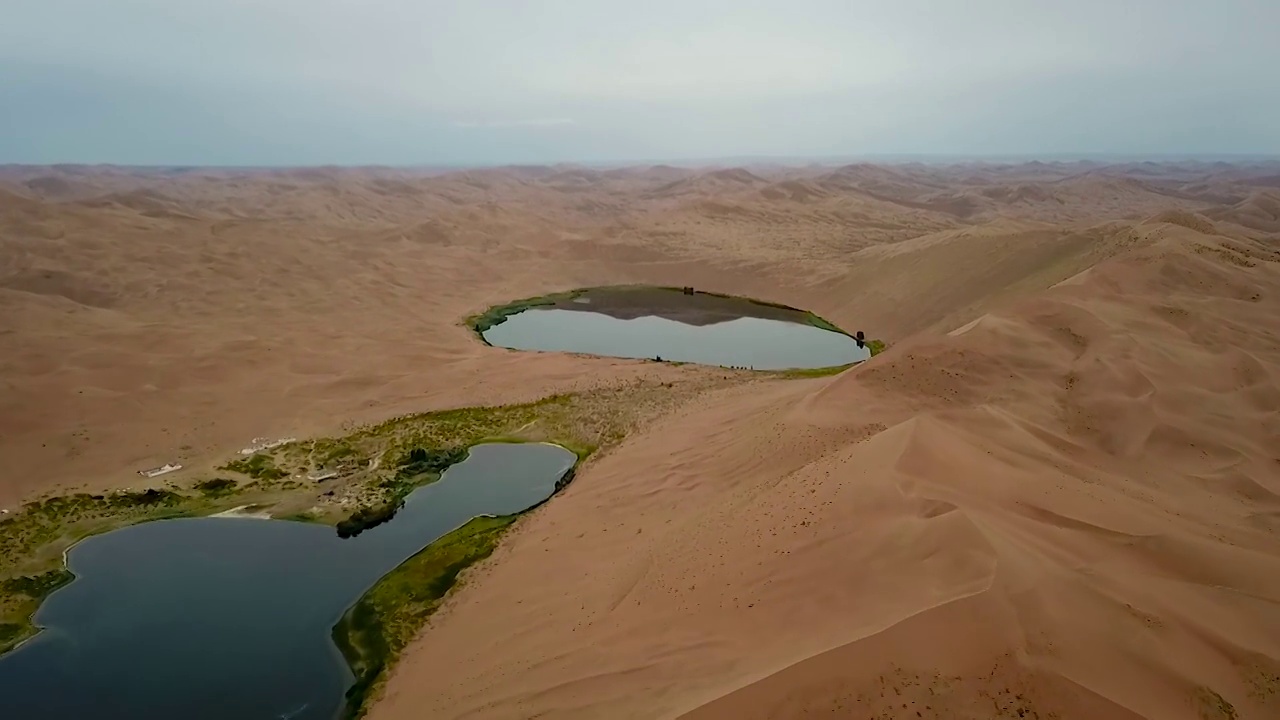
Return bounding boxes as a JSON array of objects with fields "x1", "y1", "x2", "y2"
[
  {"x1": 336, "y1": 503, "x2": 401, "y2": 539},
  {"x1": 396, "y1": 446, "x2": 467, "y2": 478},
  {"x1": 555, "y1": 466, "x2": 576, "y2": 493},
  {"x1": 854, "y1": 330, "x2": 865, "y2": 348},
  {"x1": 195, "y1": 478, "x2": 237, "y2": 496},
  {"x1": 681, "y1": 286, "x2": 695, "y2": 295}
]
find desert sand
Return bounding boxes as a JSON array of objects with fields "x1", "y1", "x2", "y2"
[{"x1": 3, "y1": 159, "x2": 1280, "y2": 718}]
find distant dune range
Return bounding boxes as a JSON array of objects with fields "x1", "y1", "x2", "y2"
[{"x1": 2, "y1": 160, "x2": 1280, "y2": 719}]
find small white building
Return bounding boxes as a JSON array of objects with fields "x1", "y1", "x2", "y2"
[
  {"x1": 239, "y1": 437, "x2": 297, "y2": 455},
  {"x1": 138, "y1": 462, "x2": 183, "y2": 478}
]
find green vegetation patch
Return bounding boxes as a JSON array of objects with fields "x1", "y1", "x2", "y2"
[
  {"x1": 195, "y1": 478, "x2": 238, "y2": 497},
  {"x1": 775, "y1": 362, "x2": 858, "y2": 379},
  {"x1": 308, "y1": 394, "x2": 608, "y2": 535},
  {"x1": 0, "y1": 485, "x2": 261, "y2": 654},
  {"x1": 396, "y1": 447, "x2": 469, "y2": 479},
  {"x1": 339, "y1": 446, "x2": 476, "y2": 534},
  {"x1": 867, "y1": 339, "x2": 887, "y2": 356},
  {"x1": 322, "y1": 393, "x2": 608, "y2": 483},
  {"x1": 0, "y1": 568, "x2": 75, "y2": 654},
  {"x1": 3, "y1": 569, "x2": 74, "y2": 599},
  {"x1": 332, "y1": 514, "x2": 519, "y2": 719},
  {"x1": 308, "y1": 439, "x2": 362, "y2": 466},
  {"x1": 336, "y1": 503, "x2": 401, "y2": 539},
  {"x1": 1, "y1": 490, "x2": 191, "y2": 571},
  {"x1": 467, "y1": 289, "x2": 583, "y2": 337},
  {"x1": 802, "y1": 312, "x2": 845, "y2": 334},
  {"x1": 219, "y1": 453, "x2": 288, "y2": 481}
]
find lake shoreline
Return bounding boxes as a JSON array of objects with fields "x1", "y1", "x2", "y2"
[
  {"x1": 468, "y1": 284, "x2": 859, "y2": 340},
  {"x1": 473, "y1": 285, "x2": 881, "y2": 371},
  {"x1": 330, "y1": 455, "x2": 578, "y2": 719}
]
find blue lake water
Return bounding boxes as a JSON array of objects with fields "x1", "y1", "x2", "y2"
[
  {"x1": 481, "y1": 309, "x2": 870, "y2": 370},
  {"x1": 0, "y1": 442, "x2": 576, "y2": 720}
]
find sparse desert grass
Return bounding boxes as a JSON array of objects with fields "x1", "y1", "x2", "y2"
[
  {"x1": 1195, "y1": 686, "x2": 1238, "y2": 719},
  {"x1": 194, "y1": 478, "x2": 238, "y2": 496},
  {"x1": 776, "y1": 362, "x2": 858, "y2": 379},
  {"x1": 219, "y1": 453, "x2": 288, "y2": 481}
]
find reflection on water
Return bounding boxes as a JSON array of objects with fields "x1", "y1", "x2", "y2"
[{"x1": 483, "y1": 309, "x2": 869, "y2": 370}]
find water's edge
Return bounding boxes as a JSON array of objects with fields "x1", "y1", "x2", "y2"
[
  {"x1": 467, "y1": 284, "x2": 855, "y2": 343},
  {"x1": 329, "y1": 453, "x2": 578, "y2": 719},
  {"x1": 2, "y1": 442, "x2": 581, "y2": 720}
]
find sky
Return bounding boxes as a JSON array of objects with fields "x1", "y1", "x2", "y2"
[{"x1": 3, "y1": 0, "x2": 1279, "y2": 165}]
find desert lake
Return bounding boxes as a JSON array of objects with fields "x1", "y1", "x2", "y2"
[
  {"x1": 0, "y1": 442, "x2": 577, "y2": 720},
  {"x1": 478, "y1": 286, "x2": 871, "y2": 370}
]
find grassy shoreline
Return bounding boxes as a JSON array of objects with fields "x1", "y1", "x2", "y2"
[
  {"x1": 331, "y1": 512, "x2": 520, "y2": 718},
  {"x1": 0, "y1": 568, "x2": 74, "y2": 651},
  {"x1": 331, "y1": 448, "x2": 580, "y2": 719},
  {"x1": 466, "y1": 288, "x2": 587, "y2": 339},
  {"x1": 0, "y1": 488, "x2": 263, "y2": 654},
  {"x1": 0, "y1": 385, "x2": 643, "y2": 656}
]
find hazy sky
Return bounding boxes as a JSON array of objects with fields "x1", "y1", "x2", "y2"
[{"x1": 3, "y1": 0, "x2": 1278, "y2": 165}]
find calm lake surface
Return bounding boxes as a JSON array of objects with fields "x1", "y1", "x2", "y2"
[
  {"x1": 0, "y1": 443, "x2": 576, "y2": 720},
  {"x1": 482, "y1": 309, "x2": 870, "y2": 370}
]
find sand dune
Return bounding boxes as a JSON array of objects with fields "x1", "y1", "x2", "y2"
[
  {"x1": 1206, "y1": 191, "x2": 1280, "y2": 234},
  {"x1": 366, "y1": 230, "x2": 1280, "y2": 720},
  {"x1": 3, "y1": 160, "x2": 1280, "y2": 718}
]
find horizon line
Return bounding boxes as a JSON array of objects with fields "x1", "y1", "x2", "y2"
[{"x1": 4, "y1": 151, "x2": 1280, "y2": 172}]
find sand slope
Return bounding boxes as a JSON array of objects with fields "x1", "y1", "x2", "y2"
[
  {"x1": 3, "y1": 161, "x2": 1280, "y2": 718},
  {"x1": 370, "y1": 232, "x2": 1280, "y2": 718}
]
